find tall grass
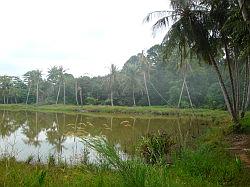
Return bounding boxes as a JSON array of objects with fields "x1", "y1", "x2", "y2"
[
  {"x1": 83, "y1": 136, "x2": 149, "y2": 187},
  {"x1": 137, "y1": 130, "x2": 174, "y2": 165}
]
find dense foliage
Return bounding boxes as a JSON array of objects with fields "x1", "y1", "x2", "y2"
[{"x1": 0, "y1": 45, "x2": 226, "y2": 109}]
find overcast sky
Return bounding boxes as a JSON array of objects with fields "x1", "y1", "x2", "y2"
[{"x1": 0, "y1": 0, "x2": 170, "y2": 78}]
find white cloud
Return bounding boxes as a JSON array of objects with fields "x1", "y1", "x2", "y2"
[{"x1": 0, "y1": 0, "x2": 170, "y2": 78}]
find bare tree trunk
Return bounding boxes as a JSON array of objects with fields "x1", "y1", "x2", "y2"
[
  {"x1": 56, "y1": 83, "x2": 61, "y2": 105},
  {"x1": 63, "y1": 81, "x2": 66, "y2": 105},
  {"x1": 26, "y1": 85, "x2": 31, "y2": 105},
  {"x1": 143, "y1": 72, "x2": 151, "y2": 106},
  {"x1": 75, "y1": 80, "x2": 79, "y2": 105},
  {"x1": 132, "y1": 83, "x2": 136, "y2": 106}
]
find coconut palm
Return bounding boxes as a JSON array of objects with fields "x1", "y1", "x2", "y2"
[
  {"x1": 0, "y1": 76, "x2": 12, "y2": 104},
  {"x1": 123, "y1": 63, "x2": 141, "y2": 106},
  {"x1": 145, "y1": 0, "x2": 250, "y2": 129},
  {"x1": 47, "y1": 66, "x2": 66, "y2": 104},
  {"x1": 138, "y1": 51, "x2": 151, "y2": 106},
  {"x1": 23, "y1": 70, "x2": 42, "y2": 105},
  {"x1": 108, "y1": 64, "x2": 118, "y2": 106}
]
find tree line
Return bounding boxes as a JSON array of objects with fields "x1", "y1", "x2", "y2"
[{"x1": 0, "y1": 44, "x2": 224, "y2": 108}]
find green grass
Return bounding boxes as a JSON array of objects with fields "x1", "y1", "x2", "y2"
[
  {"x1": 0, "y1": 104, "x2": 231, "y2": 119},
  {"x1": 0, "y1": 157, "x2": 122, "y2": 186}
]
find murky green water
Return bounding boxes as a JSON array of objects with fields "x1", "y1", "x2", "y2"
[{"x1": 0, "y1": 110, "x2": 213, "y2": 163}]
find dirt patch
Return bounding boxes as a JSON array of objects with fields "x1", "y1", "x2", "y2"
[{"x1": 226, "y1": 133, "x2": 250, "y2": 168}]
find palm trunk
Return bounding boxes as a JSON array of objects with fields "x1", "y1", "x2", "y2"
[
  {"x1": 63, "y1": 81, "x2": 66, "y2": 105},
  {"x1": 79, "y1": 88, "x2": 83, "y2": 106},
  {"x1": 132, "y1": 83, "x2": 136, "y2": 106},
  {"x1": 75, "y1": 80, "x2": 79, "y2": 105},
  {"x1": 235, "y1": 55, "x2": 240, "y2": 117},
  {"x1": 3, "y1": 90, "x2": 5, "y2": 104},
  {"x1": 36, "y1": 81, "x2": 39, "y2": 105},
  {"x1": 225, "y1": 42, "x2": 237, "y2": 113},
  {"x1": 241, "y1": 56, "x2": 250, "y2": 117},
  {"x1": 143, "y1": 72, "x2": 151, "y2": 106},
  {"x1": 26, "y1": 84, "x2": 31, "y2": 105},
  {"x1": 241, "y1": 60, "x2": 248, "y2": 117},
  {"x1": 210, "y1": 55, "x2": 239, "y2": 126},
  {"x1": 56, "y1": 83, "x2": 61, "y2": 105},
  {"x1": 110, "y1": 90, "x2": 114, "y2": 106}
]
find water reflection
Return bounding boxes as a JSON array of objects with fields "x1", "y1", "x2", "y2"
[{"x1": 0, "y1": 110, "x2": 212, "y2": 163}]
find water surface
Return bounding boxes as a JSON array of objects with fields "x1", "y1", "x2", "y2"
[{"x1": 0, "y1": 110, "x2": 212, "y2": 163}]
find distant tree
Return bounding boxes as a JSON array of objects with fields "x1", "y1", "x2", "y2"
[
  {"x1": 0, "y1": 76, "x2": 12, "y2": 104},
  {"x1": 139, "y1": 52, "x2": 151, "y2": 106},
  {"x1": 23, "y1": 70, "x2": 42, "y2": 105},
  {"x1": 108, "y1": 64, "x2": 118, "y2": 106},
  {"x1": 123, "y1": 63, "x2": 141, "y2": 106},
  {"x1": 47, "y1": 66, "x2": 66, "y2": 104}
]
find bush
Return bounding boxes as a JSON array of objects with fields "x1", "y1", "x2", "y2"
[
  {"x1": 85, "y1": 97, "x2": 99, "y2": 105},
  {"x1": 137, "y1": 130, "x2": 174, "y2": 165}
]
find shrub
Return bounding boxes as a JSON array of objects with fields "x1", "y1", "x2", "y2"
[{"x1": 137, "y1": 130, "x2": 175, "y2": 165}]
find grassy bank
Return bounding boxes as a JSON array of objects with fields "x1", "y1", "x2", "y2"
[
  {"x1": 0, "y1": 120, "x2": 250, "y2": 186},
  {"x1": 0, "y1": 104, "x2": 230, "y2": 118},
  {"x1": 0, "y1": 104, "x2": 249, "y2": 186}
]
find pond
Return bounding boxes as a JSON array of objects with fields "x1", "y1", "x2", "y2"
[{"x1": 0, "y1": 110, "x2": 213, "y2": 163}]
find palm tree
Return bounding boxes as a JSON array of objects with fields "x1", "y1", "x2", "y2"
[
  {"x1": 0, "y1": 76, "x2": 12, "y2": 104},
  {"x1": 139, "y1": 51, "x2": 151, "y2": 106},
  {"x1": 145, "y1": 0, "x2": 250, "y2": 129},
  {"x1": 47, "y1": 66, "x2": 66, "y2": 104},
  {"x1": 123, "y1": 63, "x2": 141, "y2": 106},
  {"x1": 23, "y1": 70, "x2": 42, "y2": 105},
  {"x1": 109, "y1": 64, "x2": 117, "y2": 106}
]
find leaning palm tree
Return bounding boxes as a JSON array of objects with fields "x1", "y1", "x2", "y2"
[{"x1": 145, "y1": 0, "x2": 250, "y2": 129}]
